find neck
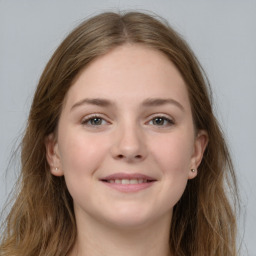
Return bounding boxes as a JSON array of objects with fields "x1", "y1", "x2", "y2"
[{"x1": 70, "y1": 211, "x2": 172, "y2": 256}]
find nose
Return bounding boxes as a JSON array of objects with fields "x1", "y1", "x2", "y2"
[{"x1": 110, "y1": 122, "x2": 148, "y2": 162}]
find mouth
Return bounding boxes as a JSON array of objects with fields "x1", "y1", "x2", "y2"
[
  {"x1": 99, "y1": 173, "x2": 157, "y2": 193},
  {"x1": 102, "y1": 178, "x2": 155, "y2": 184}
]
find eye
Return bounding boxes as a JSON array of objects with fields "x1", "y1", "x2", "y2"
[
  {"x1": 148, "y1": 116, "x2": 174, "y2": 127},
  {"x1": 81, "y1": 115, "x2": 108, "y2": 126}
]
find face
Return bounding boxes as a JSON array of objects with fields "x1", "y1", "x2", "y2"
[{"x1": 46, "y1": 44, "x2": 207, "y2": 229}]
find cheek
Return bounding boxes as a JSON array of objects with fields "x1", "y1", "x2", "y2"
[
  {"x1": 149, "y1": 133, "x2": 194, "y2": 208},
  {"x1": 58, "y1": 131, "x2": 109, "y2": 177},
  {"x1": 57, "y1": 131, "x2": 111, "y2": 204},
  {"x1": 150, "y1": 133, "x2": 194, "y2": 175}
]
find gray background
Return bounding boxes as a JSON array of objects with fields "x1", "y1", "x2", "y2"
[{"x1": 0, "y1": 0, "x2": 255, "y2": 255}]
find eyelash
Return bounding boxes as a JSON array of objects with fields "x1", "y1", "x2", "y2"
[
  {"x1": 81, "y1": 114, "x2": 175, "y2": 127},
  {"x1": 81, "y1": 114, "x2": 108, "y2": 126},
  {"x1": 147, "y1": 115, "x2": 175, "y2": 127}
]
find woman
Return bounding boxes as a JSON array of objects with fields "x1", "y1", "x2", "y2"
[{"x1": 0, "y1": 11, "x2": 239, "y2": 256}]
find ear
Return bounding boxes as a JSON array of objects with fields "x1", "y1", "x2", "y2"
[
  {"x1": 45, "y1": 133, "x2": 64, "y2": 176},
  {"x1": 188, "y1": 130, "x2": 208, "y2": 179}
]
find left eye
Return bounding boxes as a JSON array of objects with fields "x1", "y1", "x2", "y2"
[{"x1": 149, "y1": 117, "x2": 174, "y2": 126}]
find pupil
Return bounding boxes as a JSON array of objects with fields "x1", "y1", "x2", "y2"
[
  {"x1": 92, "y1": 118, "x2": 102, "y2": 125},
  {"x1": 154, "y1": 118, "x2": 164, "y2": 125}
]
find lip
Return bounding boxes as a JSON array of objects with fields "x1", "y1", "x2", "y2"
[
  {"x1": 99, "y1": 173, "x2": 157, "y2": 193},
  {"x1": 100, "y1": 173, "x2": 156, "y2": 181}
]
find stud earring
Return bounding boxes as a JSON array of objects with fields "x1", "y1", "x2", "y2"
[
  {"x1": 191, "y1": 169, "x2": 196, "y2": 173},
  {"x1": 55, "y1": 167, "x2": 59, "y2": 172}
]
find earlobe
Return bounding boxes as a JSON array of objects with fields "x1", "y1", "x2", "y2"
[
  {"x1": 188, "y1": 130, "x2": 208, "y2": 179},
  {"x1": 45, "y1": 133, "x2": 64, "y2": 176},
  {"x1": 188, "y1": 168, "x2": 198, "y2": 179}
]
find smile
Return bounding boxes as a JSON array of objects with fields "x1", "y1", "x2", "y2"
[
  {"x1": 100, "y1": 173, "x2": 157, "y2": 193},
  {"x1": 105, "y1": 179, "x2": 152, "y2": 184}
]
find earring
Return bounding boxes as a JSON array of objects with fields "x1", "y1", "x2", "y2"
[
  {"x1": 191, "y1": 169, "x2": 196, "y2": 173},
  {"x1": 55, "y1": 167, "x2": 59, "y2": 172}
]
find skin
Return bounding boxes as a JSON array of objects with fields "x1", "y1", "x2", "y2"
[{"x1": 46, "y1": 44, "x2": 208, "y2": 256}]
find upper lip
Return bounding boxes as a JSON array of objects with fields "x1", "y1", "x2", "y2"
[{"x1": 100, "y1": 173, "x2": 157, "y2": 181}]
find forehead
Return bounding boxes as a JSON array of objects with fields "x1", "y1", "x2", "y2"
[{"x1": 65, "y1": 44, "x2": 190, "y2": 109}]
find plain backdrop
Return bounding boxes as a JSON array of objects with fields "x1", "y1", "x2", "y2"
[{"x1": 0, "y1": 0, "x2": 255, "y2": 255}]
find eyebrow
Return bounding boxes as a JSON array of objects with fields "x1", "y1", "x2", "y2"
[
  {"x1": 142, "y1": 98, "x2": 184, "y2": 111},
  {"x1": 70, "y1": 97, "x2": 184, "y2": 111},
  {"x1": 71, "y1": 98, "x2": 112, "y2": 111}
]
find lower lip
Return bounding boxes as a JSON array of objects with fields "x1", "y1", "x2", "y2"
[{"x1": 101, "y1": 181, "x2": 155, "y2": 193}]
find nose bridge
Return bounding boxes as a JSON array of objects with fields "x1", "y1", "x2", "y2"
[{"x1": 112, "y1": 116, "x2": 147, "y2": 161}]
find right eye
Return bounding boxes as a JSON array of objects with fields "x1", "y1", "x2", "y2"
[{"x1": 81, "y1": 115, "x2": 108, "y2": 126}]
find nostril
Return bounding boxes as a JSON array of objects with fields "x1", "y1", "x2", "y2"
[{"x1": 116, "y1": 154, "x2": 142, "y2": 160}]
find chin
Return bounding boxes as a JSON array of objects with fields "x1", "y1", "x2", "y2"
[{"x1": 100, "y1": 206, "x2": 169, "y2": 230}]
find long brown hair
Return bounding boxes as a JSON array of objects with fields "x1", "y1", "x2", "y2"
[{"x1": 0, "y1": 11, "x2": 239, "y2": 255}]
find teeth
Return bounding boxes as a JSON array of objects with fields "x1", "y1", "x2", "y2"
[
  {"x1": 121, "y1": 179, "x2": 130, "y2": 184},
  {"x1": 107, "y1": 179, "x2": 150, "y2": 184},
  {"x1": 130, "y1": 179, "x2": 138, "y2": 184}
]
